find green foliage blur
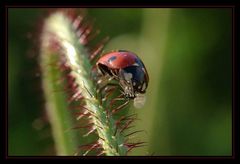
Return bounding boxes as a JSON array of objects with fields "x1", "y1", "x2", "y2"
[{"x1": 8, "y1": 8, "x2": 232, "y2": 156}]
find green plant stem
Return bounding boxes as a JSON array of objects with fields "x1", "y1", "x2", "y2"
[{"x1": 40, "y1": 51, "x2": 79, "y2": 155}]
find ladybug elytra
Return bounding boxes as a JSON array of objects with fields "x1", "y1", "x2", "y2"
[{"x1": 96, "y1": 50, "x2": 149, "y2": 108}]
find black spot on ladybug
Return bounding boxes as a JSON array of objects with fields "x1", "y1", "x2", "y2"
[
  {"x1": 118, "y1": 50, "x2": 128, "y2": 52},
  {"x1": 108, "y1": 56, "x2": 117, "y2": 63}
]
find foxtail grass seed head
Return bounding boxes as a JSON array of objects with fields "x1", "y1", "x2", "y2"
[{"x1": 40, "y1": 9, "x2": 149, "y2": 156}]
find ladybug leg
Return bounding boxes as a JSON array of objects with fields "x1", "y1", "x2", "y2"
[
  {"x1": 96, "y1": 68, "x2": 119, "y2": 94},
  {"x1": 96, "y1": 73, "x2": 118, "y2": 94},
  {"x1": 118, "y1": 69, "x2": 135, "y2": 98},
  {"x1": 97, "y1": 74, "x2": 115, "y2": 86},
  {"x1": 118, "y1": 78, "x2": 134, "y2": 98},
  {"x1": 97, "y1": 83, "x2": 120, "y2": 96},
  {"x1": 97, "y1": 83, "x2": 123, "y2": 103}
]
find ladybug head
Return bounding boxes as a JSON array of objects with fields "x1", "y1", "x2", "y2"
[{"x1": 118, "y1": 65, "x2": 148, "y2": 99}]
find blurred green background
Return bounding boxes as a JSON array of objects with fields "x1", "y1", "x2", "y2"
[{"x1": 8, "y1": 8, "x2": 232, "y2": 156}]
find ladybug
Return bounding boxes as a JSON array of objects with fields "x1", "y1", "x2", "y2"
[{"x1": 96, "y1": 50, "x2": 149, "y2": 108}]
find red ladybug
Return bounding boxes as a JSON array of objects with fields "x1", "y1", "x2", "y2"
[{"x1": 96, "y1": 50, "x2": 149, "y2": 107}]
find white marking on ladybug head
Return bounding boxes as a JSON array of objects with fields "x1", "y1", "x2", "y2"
[
  {"x1": 97, "y1": 79, "x2": 102, "y2": 84},
  {"x1": 132, "y1": 63, "x2": 139, "y2": 66},
  {"x1": 124, "y1": 86, "x2": 131, "y2": 94},
  {"x1": 108, "y1": 76, "x2": 114, "y2": 81},
  {"x1": 133, "y1": 82, "x2": 136, "y2": 86},
  {"x1": 123, "y1": 72, "x2": 133, "y2": 82},
  {"x1": 134, "y1": 93, "x2": 146, "y2": 109},
  {"x1": 141, "y1": 82, "x2": 146, "y2": 92}
]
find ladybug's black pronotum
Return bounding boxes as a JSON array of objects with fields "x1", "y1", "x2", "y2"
[{"x1": 96, "y1": 50, "x2": 149, "y2": 108}]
